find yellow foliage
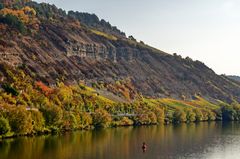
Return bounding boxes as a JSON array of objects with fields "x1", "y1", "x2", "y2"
[
  {"x1": 91, "y1": 29, "x2": 117, "y2": 41},
  {"x1": 22, "y1": 6, "x2": 36, "y2": 16}
]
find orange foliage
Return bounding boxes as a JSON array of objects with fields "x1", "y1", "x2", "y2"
[
  {"x1": 0, "y1": 7, "x2": 39, "y2": 27},
  {"x1": 35, "y1": 81, "x2": 54, "y2": 96},
  {"x1": 0, "y1": 8, "x2": 29, "y2": 23}
]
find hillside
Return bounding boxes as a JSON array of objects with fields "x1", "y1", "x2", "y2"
[{"x1": 0, "y1": 1, "x2": 240, "y2": 103}]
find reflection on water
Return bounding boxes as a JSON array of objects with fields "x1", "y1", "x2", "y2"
[{"x1": 1, "y1": 122, "x2": 240, "y2": 159}]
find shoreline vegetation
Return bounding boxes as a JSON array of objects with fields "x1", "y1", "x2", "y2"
[{"x1": 1, "y1": 66, "x2": 240, "y2": 139}]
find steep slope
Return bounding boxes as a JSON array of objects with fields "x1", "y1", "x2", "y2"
[{"x1": 0, "y1": 1, "x2": 240, "y2": 103}]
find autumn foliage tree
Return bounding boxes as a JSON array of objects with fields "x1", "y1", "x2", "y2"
[
  {"x1": 7, "y1": 106, "x2": 33, "y2": 134},
  {"x1": 0, "y1": 117, "x2": 11, "y2": 135},
  {"x1": 35, "y1": 81, "x2": 54, "y2": 96},
  {"x1": 0, "y1": 5, "x2": 38, "y2": 32},
  {"x1": 92, "y1": 108, "x2": 112, "y2": 128}
]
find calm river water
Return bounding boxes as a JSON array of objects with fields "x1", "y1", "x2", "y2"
[{"x1": 1, "y1": 122, "x2": 240, "y2": 159}]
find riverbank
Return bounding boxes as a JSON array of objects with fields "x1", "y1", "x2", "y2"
[{"x1": 1, "y1": 67, "x2": 239, "y2": 139}]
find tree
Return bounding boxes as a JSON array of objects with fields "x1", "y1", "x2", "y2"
[
  {"x1": 148, "y1": 111, "x2": 157, "y2": 124},
  {"x1": 0, "y1": 117, "x2": 11, "y2": 135},
  {"x1": 118, "y1": 117, "x2": 134, "y2": 126},
  {"x1": 194, "y1": 109, "x2": 203, "y2": 122},
  {"x1": 232, "y1": 103, "x2": 240, "y2": 120},
  {"x1": 92, "y1": 108, "x2": 111, "y2": 128},
  {"x1": 40, "y1": 106, "x2": 63, "y2": 127},
  {"x1": 173, "y1": 109, "x2": 187, "y2": 123},
  {"x1": 78, "y1": 112, "x2": 92, "y2": 129},
  {"x1": 154, "y1": 107, "x2": 165, "y2": 124},
  {"x1": 185, "y1": 109, "x2": 196, "y2": 122},
  {"x1": 221, "y1": 106, "x2": 236, "y2": 121},
  {"x1": 0, "y1": 14, "x2": 26, "y2": 33},
  {"x1": 2, "y1": 83, "x2": 19, "y2": 96},
  {"x1": 7, "y1": 107, "x2": 33, "y2": 134},
  {"x1": 128, "y1": 35, "x2": 136, "y2": 41},
  {"x1": 133, "y1": 108, "x2": 157, "y2": 125},
  {"x1": 62, "y1": 111, "x2": 77, "y2": 130},
  {"x1": 207, "y1": 110, "x2": 216, "y2": 121},
  {"x1": 30, "y1": 110, "x2": 45, "y2": 133}
]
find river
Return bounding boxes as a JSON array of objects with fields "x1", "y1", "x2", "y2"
[{"x1": 1, "y1": 122, "x2": 240, "y2": 159}]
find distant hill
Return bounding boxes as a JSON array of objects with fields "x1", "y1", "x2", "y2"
[{"x1": 0, "y1": 1, "x2": 240, "y2": 103}]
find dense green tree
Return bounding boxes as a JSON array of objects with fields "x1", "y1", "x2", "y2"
[
  {"x1": 62, "y1": 111, "x2": 77, "y2": 130},
  {"x1": 0, "y1": 117, "x2": 11, "y2": 135},
  {"x1": 30, "y1": 110, "x2": 45, "y2": 133},
  {"x1": 232, "y1": 103, "x2": 240, "y2": 120},
  {"x1": 7, "y1": 107, "x2": 33, "y2": 134},
  {"x1": 185, "y1": 109, "x2": 196, "y2": 122},
  {"x1": 194, "y1": 109, "x2": 203, "y2": 122},
  {"x1": 0, "y1": 14, "x2": 26, "y2": 33},
  {"x1": 2, "y1": 83, "x2": 19, "y2": 96},
  {"x1": 207, "y1": 110, "x2": 216, "y2": 121},
  {"x1": 173, "y1": 109, "x2": 187, "y2": 123},
  {"x1": 40, "y1": 106, "x2": 63, "y2": 127}
]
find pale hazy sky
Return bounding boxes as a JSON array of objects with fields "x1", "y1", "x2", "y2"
[{"x1": 35, "y1": 0, "x2": 240, "y2": 75}]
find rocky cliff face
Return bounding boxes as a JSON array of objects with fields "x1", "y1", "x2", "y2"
[{"x1": 0, "y1": 1, "x2": 240, "y2": 103}]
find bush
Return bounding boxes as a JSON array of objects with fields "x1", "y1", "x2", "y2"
[
  {"x1": 133, "y1": 113, "x2": 150, "y2": 125},
  {"x1": 148, "y1": 111, "x2": 157, "y2": 124},
  {"x1": 154, "y1": 107, "x2": 165, "y2": 124},
  {"x1": 113, "y1": 117, "x2": 134, "y2": 126},
  {"x1": 92, "y1": 108, "x2": 112, "y2": 128},
  {"x1": 185, "y1": 109, "x2": 196, "y2": 122},
  {"x1": 40, "y1": 106, "x2": 63, "y2": 127},
  {"x1": 173, "y1": 109, "x2": 187, "y2": 123},
  {"x1": 119, "y1": 117, "x2": 134, "y2": 126},
  {"x1": 194, "y1": 109, "x2": 203, "y2": 122},
  {"x1": 62, "y1": 111, "x2": 77, "y2": 130},
  {"x1": 78, "y1": 112, "x2": 92, "y2": 129},
  {"x1": 30, "y1": 110, "x2": 45, "y2": 133},
  {"x1": 133, "y1": 109, "x2": 157, "y2": 125},
  {"x1": 208, "y1": 110, "x2": 216, "y2": 121},
  {"x1": 0, "y1": 117, "x2": 11, "y2": 135},
  {"x1": 7, "y1": 107, "x2": 33, "y2": 134}
]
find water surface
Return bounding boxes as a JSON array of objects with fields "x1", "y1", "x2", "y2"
[{"x1": 1, "y1": 122, "x2": 240, "y2": 159}]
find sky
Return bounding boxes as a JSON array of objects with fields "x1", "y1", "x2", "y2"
[{"x1": 35, "y1": 0, "x2": 240, "y2": 76}]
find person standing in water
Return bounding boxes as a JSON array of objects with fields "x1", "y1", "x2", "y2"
[{"x1": 142, "y1": 142, "x2": 147, "y2": 152}]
